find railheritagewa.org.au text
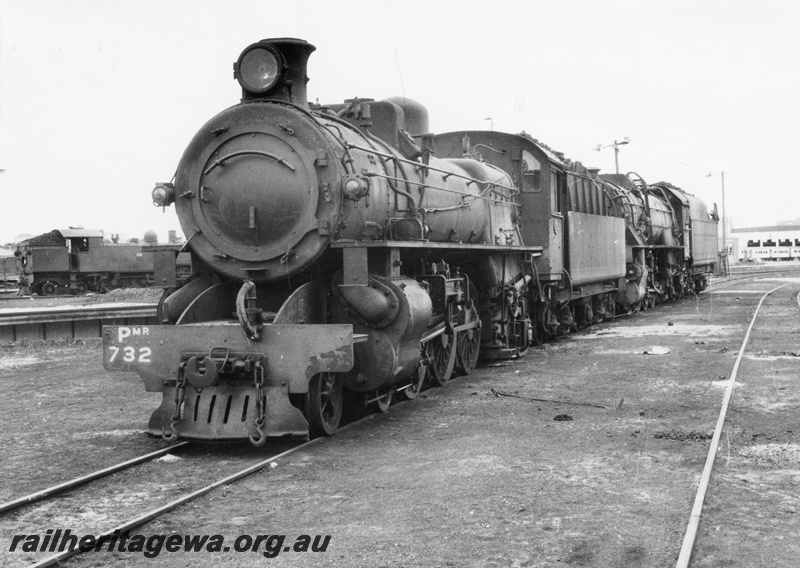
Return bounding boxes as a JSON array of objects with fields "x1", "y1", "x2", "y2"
[{"x1": 8, "y1": 529, "x2": 331, "y2": 559}]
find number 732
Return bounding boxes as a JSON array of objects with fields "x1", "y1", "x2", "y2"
[{"x1": 107, "y1": 345, "x2": 152, "y2": 363}]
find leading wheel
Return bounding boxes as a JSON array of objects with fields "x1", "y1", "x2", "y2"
[
  {"x1": 306, "y1": 372, "x2": 343, "y2": 437},
  {"x1": 400, "y1": 344, "x2": 428, "y2": 401},
  {"x1": 371, "y1": 387, "x2": 393, "y2": 413},
  {"x1": 401, "y1": 363, "x2": 427, "y2": 401}
]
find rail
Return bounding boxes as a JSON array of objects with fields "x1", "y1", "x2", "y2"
[
  {"x1": 0, "y1": 442, "x2": 190, "y2": 515},
  {"x1": 25, "y1": 413, "x2": 378, "y2": 568},
  {"x1": 675, "y1": 282, "x2": 791, "y2": 567}
]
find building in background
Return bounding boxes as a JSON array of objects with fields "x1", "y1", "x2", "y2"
[{"x1": 731, "y1": 225, "x2": 800, "y2": 262}]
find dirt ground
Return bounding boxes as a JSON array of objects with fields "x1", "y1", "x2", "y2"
[{"x1": 2, "y1": 274, "x2": 799, "y2": 567}]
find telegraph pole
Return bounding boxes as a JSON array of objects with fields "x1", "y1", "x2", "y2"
[
  {"x1": 594, "y1": 138, "x2": 630, "y2": 174},
  {"x1": 707, "y1": 171, "x2": 727, "y2": 254}
]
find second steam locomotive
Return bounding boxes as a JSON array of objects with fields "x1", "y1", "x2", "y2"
[
  {"x1": 15, "y1": 229, "x2": 191, "y2": 296},
  {"x1": 104, "y1": 38, "x2": 718, "y2": 444}
]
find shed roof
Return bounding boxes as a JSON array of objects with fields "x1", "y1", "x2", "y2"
[
  {"x1": 58, "y1": 228, "x2": 105, "y2": 238},
  {"x1": 732, "y1": 225, "x2": 800, "y2": 233}
]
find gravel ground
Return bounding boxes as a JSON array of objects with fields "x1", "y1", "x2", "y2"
[{"x1": 1, "y1": 275, "x2": 799, "y2": 567}]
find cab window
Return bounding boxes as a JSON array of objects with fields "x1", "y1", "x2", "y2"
[
  {"x1": 70, "y1": 238, "x2": 90, "y2": 252},
  {"x1": 521, "y1": 150, "x2": 541, "y2": 193},
  {"x1": 550, "y1": 170, "x2": 561, "y2": 214}
]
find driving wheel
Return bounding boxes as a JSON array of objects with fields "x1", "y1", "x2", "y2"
[{"x1": 426, "y1": 332, "x2": 454, "y2": 387}]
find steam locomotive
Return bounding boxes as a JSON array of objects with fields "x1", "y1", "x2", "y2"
[
  {"x1": 16, "y1": 228, "x2": 191, "y2": 295},
  {"x1": 103, "y1": 38, "x2": 718, "y2": 444}
]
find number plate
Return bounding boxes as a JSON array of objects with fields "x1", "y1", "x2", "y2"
[{"x1": 103, "y1": 325, "x2": 153, "y2": 370}]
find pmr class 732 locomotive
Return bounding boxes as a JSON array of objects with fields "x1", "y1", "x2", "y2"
[
  {"x1": 15, "y1": 228, "x2": 192, "y2": 295},
  {"x1": 103, "y1": 38, "x2": 719, "y2": 445}
]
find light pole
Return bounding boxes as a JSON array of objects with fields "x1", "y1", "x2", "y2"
[
  {"x1": 484, "y1": 116, "x2": 494, "y2": 131},
  {"x1": 706, "y1": 171, "x2": 726, "y2": 255},
  {"x1": 594, "y1": 138, "x2": 630, "y2": 174}
]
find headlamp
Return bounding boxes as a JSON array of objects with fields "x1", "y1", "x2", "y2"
[
  {"x1": 235, "y1": 44, "x2": 283, "y2": 95},
  {"x1": 343, "y1": 175, "x2": 370, "y2": 200},
  {"x1": 152, "y1": 183, "x2": 175, "y2": 208}
]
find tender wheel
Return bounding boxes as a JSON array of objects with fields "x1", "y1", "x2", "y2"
[
  {"x1": 426, "y1": 332, "x2": 454, "y2": 386},
  {"x1": 371, "y1": 387, "x2": 394, "y2": 413},
  {"x1": 73, "y1": 281, "x2": 88, "y2": 295},
  {"x1": 41, "y1": 281, "x2": 57, "y2": 296},
  {"x1": 602, "y1": 298, "x2": 616, "y2": 322},
  {"x1": 306, "y1": 372, "x2": 343, "y2": 437}
]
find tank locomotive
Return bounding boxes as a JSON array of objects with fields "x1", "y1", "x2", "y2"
[
  {"x1": 16, "y1": 229, "x2": 192, "y2": 295},
  {"x1": 103, "y1": 38, "x2": 718, "y2": 444}
]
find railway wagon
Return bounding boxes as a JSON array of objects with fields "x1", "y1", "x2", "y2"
[
  {"x1": 103, "y1": 37, "x2": 718, "y2": 445},
  {"x1": 16, "y1": 228, "x2": 191, "y2": 295}
]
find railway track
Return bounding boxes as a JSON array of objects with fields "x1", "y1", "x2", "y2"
[
  {"x1": 675, "y1": 280, "x2": 793, "y2": 566},
  {"x1": 2, "y1": 407, "x2": 378, "y2": 568},
  {"x1": 709, "y1": 264, "x2": 800, "y2": 289},
  {"x1": 0, "y1": 443, "x2": 190, "y2": 516},
  {"x1": 2, "y1": 439, "x2": 307, "y2": 567}
]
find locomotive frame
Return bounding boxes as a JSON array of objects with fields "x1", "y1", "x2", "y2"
[{"x1": 103, "y1": 37, "x2": 718, "y2": 445}]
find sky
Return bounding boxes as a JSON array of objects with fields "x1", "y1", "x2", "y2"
[{"x1": 1, "y1": 0, "x2": 799, "y2": 245}]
